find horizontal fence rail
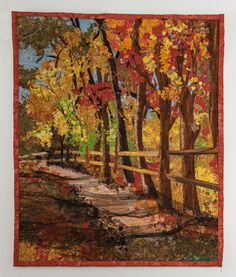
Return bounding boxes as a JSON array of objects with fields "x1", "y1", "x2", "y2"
[
  {"x1": 19, "y1": 152, "x2": 48, "y2": 159},
  {"x1": 77, "y1": 150, "x2": 159, "y2": 157},
  {"x1": 166, "y1": 174, "x2": 218, "y2": 191},
  {"x1": 75, "y1": 157, "x2": 159, "y2": 176},
  {"x1": 168, "y1": 148, "x2": 218, "y2": 155}
]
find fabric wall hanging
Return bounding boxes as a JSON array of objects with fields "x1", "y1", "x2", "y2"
[{"x1": 12, "y1": 12, "x2": 224, "y2": 266}]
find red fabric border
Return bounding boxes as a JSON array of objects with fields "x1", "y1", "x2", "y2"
[
  {"x1": 12, "y1": 11, "x2": 224, "y2": 267},
  {"x1": 217, "y1": 16, "x2": 224, "y2": 267},
  {"x1": 12, "y1": 12, "x2": 20, "y2": 267}
]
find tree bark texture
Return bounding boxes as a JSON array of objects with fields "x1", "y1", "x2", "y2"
[
  {"x1": 102, "y1": 102, "x2": 112, "y2": 183},
  {"x1": 180, "y1": 89, "x2": 200, "y2": 213},
  {"x1": 135, "y1": 82, "x2": 159, "y2": 197},
  {"x1": 208, "y1": 20, "x2": 219, "y2": 148}
]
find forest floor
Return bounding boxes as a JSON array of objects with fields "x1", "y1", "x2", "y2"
[{"x1": 18, "y1": 160, "x2": 218, "y2": 263}]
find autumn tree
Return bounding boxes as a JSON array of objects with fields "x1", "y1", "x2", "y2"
[
  {"x1": 132, "y1": 18, "x2": 175, "y2": 206},
  {"x1": 128, "y1": 18, "x2": 212, "y2": 211},
  {"x1": 155, "y1": 19, "x2": 212, "y2": 212},
  {"x1": 95, "y1": 19, "x2": 135, "y2": 184}
]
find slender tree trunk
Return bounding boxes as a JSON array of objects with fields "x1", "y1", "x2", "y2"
[
  {"x1": 97, "y1": 68, "x2": 111, "y2": 182},
  {"x1": 180, "y1": 89, "x2": 200, "y2": 213},
  {"x1": 132, "y1": 20, "x2": 171, "y2": 202},
  {"x1": 135, "y1": 82, "x2": 159, "y2": 197},
  {"x1": 65, "y1": 145, "x2": 70, "y2": 165},
  {"x1": 60, "y1": 137, "x2": 64, "y2": 164},
  {"x1": 94, "y1": 110, "x2": 102, "y2": 153},
  {"x1": 96, "y1": 19, "x2": 134, "y2": 184},
  {"x1": 102, "y1": 102, "x2": 112, "y2": 183},
  {"x1": 49, "y1": 127, "x2": 58, "y2": 161},
  {"x1": 208, "y1": 20, "x2": 219, "y2": 148},
  {"x1": 93, "y1": 114, "x2": 102, "y2": 174}
]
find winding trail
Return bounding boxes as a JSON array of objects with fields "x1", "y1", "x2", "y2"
[{"x1": 21, "y1": 160, "x2": 217, "y2": 239}]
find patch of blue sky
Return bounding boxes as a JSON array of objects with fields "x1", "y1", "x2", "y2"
[
  {"x1": 19, "y1": 45, "x2": 53, "y2": 69},
  {"x1": 152, "y1": 74, "x2": 159, "y2": 90},
  {"x1": 146, "y1": 108, "x2": 153, "y2": 119},
  {"x1": 171, "y1": 100, "x2": 177, "y2": 106},
  {"x1": 19, "y1": 87, "x2": 30, "y2": 103},
  {"x1": 35, "y1": 79, "x2": 44, "y2": 85},
  {"x1": 79, "y1": 19, "x2": 96, "y2": 32},
  {"x1": 93, "y1": 70, "x2": 98, "y2": 83},
  {"x1": 19, "y1": 46, "x2": 40, "y2": 69}
]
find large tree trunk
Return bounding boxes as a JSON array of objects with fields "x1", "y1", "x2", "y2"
[
  {"x1": 102, "y1": 102, "x2": 112, "y2": 183},
  {"x1": 208, "y1": 20, "x2": 219, "y2": 148},
  {"x1": 159, "y1": 98, "x2": 173, "y2": 209},
  {"x1": 180, "y1": 89, "x2": 200, "y2": 213},
  {"x1": 155, "y1": 49, "x2": 173, "y2": 209},
  {"x1": 135, "y1": 82, "x2": 159, "y2": 197},
  {"x1": 96, "y1": 19, "x2": 134, "y2": 184}
]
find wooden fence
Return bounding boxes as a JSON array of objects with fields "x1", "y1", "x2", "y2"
[
  {"x1": 166, "y1": 148, "x2": 219, "y2": 191},
  {"x1": 73, "y1": 149, "x2": 159, "y2": 176},
  {"x1": 19, "y1": 147, "x2": 219, "y2": 191}
]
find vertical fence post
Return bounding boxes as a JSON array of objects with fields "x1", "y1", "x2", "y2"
[
  {"x1": 113, "y1": 135, "x2": 118, "y2": 174},
  {"x1": 85, "y1": 146, "x2": 90, "y2": 167},
  {"x1": 73, "y1": 153, "x2": 77, "y2": 165}
]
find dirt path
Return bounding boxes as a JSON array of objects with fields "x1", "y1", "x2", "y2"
[{"x1": 22, "y1": 160, "x2": 217, "y2": 238}]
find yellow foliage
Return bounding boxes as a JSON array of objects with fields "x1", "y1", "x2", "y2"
[
  {"x1": 87, "y1": 34, "x2": 111, "y2": 75},
  {"x1": 105, "y1": 19, "x2": 126, "y2": 29},
  {"x1": 135, "y1": 198, "x2": 158, "y2": 209},
  {"x1": 158, "y1": 85, "x2": 180, "y2": 101},
  {"x1": 53, "y1": 110, "x2": 69, "y2": 136},
  {"x1": 150, "y1": 34, "x2": 157, "y2": 41},
  {"x1": 119, "y1": 36, "x2": 133, "y2": 52},
  {"x1": 76, "y1": 105, "x2": 98, "y2": 132},
  {"x1": 166, "y1": 71, "x2": 183, "y2": 87},
  {"x1": 142, "y1": 116, "x2": 160, "y2": 149},
  {"x1": 105, "y1": 19, "x2": 133, "y2": 53},
  {"x1": 141, "y1": 19, "x2": 161, "y2": 34},
  {"x1": 139, "y1": 19, "x2": 161, "y2": 49},
  {"x1": 19, "y1": 242, "x2": 38, "y2": 262},
  {"x1": 189, "y1": 29, "x2": 210, "y2": 59},
  {"x1": 171, "y1": 182, "x2": 184, "y2": 211},
  {"x1": 169, "y1": 157, "x2": 218, "y2": 217},
  {"x1": 159, "y1": 37, "x2": 172, "y2": 72},
  {"x1": 165, "y1": 19, "x2": 188, "y2": 34},
  {"x1": 169, "y1": 118, "x2": 181, "y2": 150},
  {"x1": 63, "y1": 29, "x2": 81, "y2": 45},
  {"x1": 19, "y1": 242, "x2": 62, "y2": 263},
  {"x1": 143, "y1": 53, "x2": 156, "y2": 72},
  {"x1": 195, "y1": 156, "x2": 218, "y2": 217},
  {"x1": 29, "y1": 123, "x2": 52, "y2": 147},
  {"x1": 195, "y1": 157, "x2": 218, "y2": 184},
  {"x1": 73, "y1": 124, "x2": 81, "y2": 135},
  {"x1": 195, "y1": 112, "x2": 208, "y2": 126}
]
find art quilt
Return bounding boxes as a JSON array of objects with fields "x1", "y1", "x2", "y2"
[{"x1": 13, "y1": 12, "x2": 224, "y2": 266}]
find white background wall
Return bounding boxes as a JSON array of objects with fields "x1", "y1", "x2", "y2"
[{"x1": 0, "y1": 0, "x2": 235, "y2": 276}]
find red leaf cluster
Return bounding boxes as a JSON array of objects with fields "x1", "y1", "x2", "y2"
[{"x1": 80, "y1": 82, "x2": 114, "y2": 107}]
